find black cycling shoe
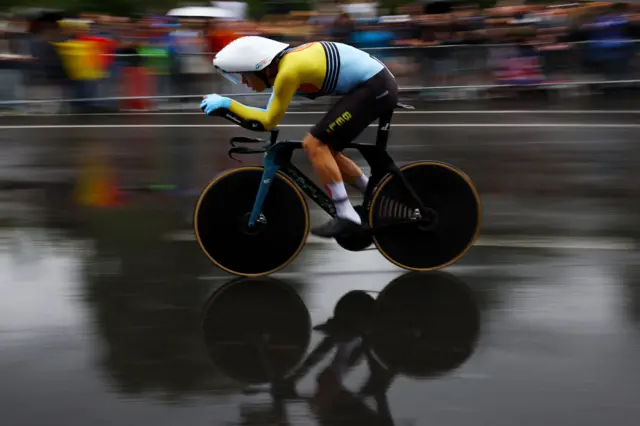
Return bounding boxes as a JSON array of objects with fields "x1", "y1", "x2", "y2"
[{"x1": 311, "y1": 217, "x2": 362, "y2": 239}]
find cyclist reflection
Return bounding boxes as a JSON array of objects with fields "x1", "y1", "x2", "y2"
[{"x1": 201, "y1": 271, "x2": 481, "y2": 426}]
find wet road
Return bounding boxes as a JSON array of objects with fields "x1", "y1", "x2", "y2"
[{"x1": 1, "y1": 102, "x2": 639, "y2": 426}]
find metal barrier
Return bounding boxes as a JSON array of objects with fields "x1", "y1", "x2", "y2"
[
  {"x1": 0, "y1": 41, "x2": 638, "y2": 112},
  {"x1": 367, "y1": 41, "x2": 640, "y2": 92}
]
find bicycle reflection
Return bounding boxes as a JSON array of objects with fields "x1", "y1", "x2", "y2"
[{"x1": 202, "y1": 272, "x2": 481, "y2": 426}]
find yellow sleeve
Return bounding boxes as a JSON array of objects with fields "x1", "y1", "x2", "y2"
[{"x1": 228, "y1": 69, "x2": 299, "y2": 131}]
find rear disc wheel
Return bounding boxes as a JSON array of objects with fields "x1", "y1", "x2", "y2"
[{"x1": 369, "y1": 161, "x2": 481, "y2": 271}]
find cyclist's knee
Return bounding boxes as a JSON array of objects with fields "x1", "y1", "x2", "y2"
[
  {"x1": 302, "y1": 133, "x2": 327, "y2": 158},
  {"x1": 335, "y1": 149, "x2": 354, "y2": 161}
]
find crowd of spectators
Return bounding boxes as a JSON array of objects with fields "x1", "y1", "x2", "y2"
[{"x1": 0, "y1": 1, "x2": 639, "y2": 113}]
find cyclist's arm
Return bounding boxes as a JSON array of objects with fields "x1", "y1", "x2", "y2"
[{"x1": 227, "y1": 69, "x2": 300, "y2": 131}]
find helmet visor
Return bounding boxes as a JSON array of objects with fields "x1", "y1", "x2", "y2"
[{"x1": 215, "y1": 67, "x2": 243, "y2": 85}]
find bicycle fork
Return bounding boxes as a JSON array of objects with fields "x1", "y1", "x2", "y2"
[{"x1": 248, "y1": 149, "x2": 279, "y2": 227}]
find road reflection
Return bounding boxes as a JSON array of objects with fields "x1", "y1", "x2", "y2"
[
  {"x1": 1, "y1": 114, "x2": 639, "y2": 423},
  {"x1": 202, "y1": 271, "x2": 481, "y2": 426}
]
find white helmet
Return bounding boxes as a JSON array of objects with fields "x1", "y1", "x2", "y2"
[{"x1": 213, "y1": 36, "x2": 290, "y2": 84}]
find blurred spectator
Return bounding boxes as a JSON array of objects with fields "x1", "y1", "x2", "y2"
[
  {"x1": 142, "y1": 22, "x2": 173, "y2": 104},
  {"x1": 0, "y1": 16, "x2": 31, "y2": 114},
  {"x1": 56, "y1": 19, "x2": 109, "y2": 112},
  {"x1": 169, "y1": 19, "x2": 208, "y2": 103},
  {"x1": 26, "y1": 11, "x2": 69, "y2": 113},
  {"x1": 329, "y1": 13, "x2": 354, "y2": 43},
  {"x1": 583, "y1": 3, "x2": 635, "y2": 81}
]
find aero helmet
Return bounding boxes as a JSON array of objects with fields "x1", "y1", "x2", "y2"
[{"x1": 213, "y1": 36, "x2": 290, "y2": 85}]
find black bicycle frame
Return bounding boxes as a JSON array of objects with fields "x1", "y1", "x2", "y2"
[{"x1": 229, "y1": 110, "x2": 428, "y2": 228}]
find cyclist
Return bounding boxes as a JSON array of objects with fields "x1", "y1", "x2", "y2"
[{"x1": 201, "y1": 36, "x2": 398, "y2": 238}]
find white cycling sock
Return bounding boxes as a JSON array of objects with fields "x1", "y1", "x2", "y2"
[
  {"x1": 326, "y1": 182, "x2": 361, "y2": 225},
  {"x1": 335, "y1": 200, "x2": 362, "y2": 225},
  {"x1": 352, "y1": 173, "x2": 369, "y2": 194}
]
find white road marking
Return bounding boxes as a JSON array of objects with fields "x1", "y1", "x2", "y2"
[
  {"x1": 167, "y1": 231, "x2": 635, "y2": 251},
  {"x1": 7, "y1": 109, "x2": 640, "y2": 117},
  {"x1": 1, "y1": 123, "x2": 639, "y2": 129}
]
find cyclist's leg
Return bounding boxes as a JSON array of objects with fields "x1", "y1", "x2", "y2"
[
  {"x1": 302, "y1": 133, "x2": 361, "y2": 225},
  {"x1": 331, "y1": 68, "x2": 398, "y2": 194},
  {"x1": 333, "y1": 151, "x2": 368, "y2": 193},
  {"x1": 307, "y1": 68, "x2": 398, "y2": 238}
]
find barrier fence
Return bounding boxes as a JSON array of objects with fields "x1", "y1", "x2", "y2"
[{"x1": 1, "y1": 41, "x2": 639, "y2": 112}]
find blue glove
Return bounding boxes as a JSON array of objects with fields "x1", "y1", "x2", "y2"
[{"x1": 200, "y1": 94, "x2": 231, "y2": 116}]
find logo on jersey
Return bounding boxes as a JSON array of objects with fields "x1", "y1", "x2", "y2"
[{"x1": 326, "y1": 111, "x2": 352, "y2": 134}]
